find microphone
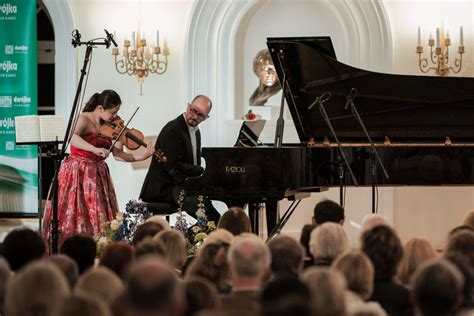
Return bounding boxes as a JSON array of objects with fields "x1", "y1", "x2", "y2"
[
  {"x1": 308, "y1": 92, "x2": 332, "y2": 110},
  {"x1": 71, "y1": 29, "x2": 81, "y2": 47},
  {"x1": 344, "y1": 88, "x2": 357, "y2": 110},
  {"x1": 104, "y1": 29, "x2": 118, "y2": 47}
]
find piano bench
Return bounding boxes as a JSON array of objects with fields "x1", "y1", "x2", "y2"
[{"x1": 141, "y1": 202, "x2": 178, "y2": 215}]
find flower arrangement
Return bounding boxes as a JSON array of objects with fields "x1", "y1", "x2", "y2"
[
  {"x1": 174, "y1": 190, "x2": 216, "y2": 255},
  {"x1": 96, "y1": 199, "x2": 152, "y2": 256}
]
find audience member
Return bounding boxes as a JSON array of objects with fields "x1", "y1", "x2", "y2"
[
  {"x1": 221, "y1": 235, "x2": 271, "y2": 316},
  {"x1": 302, "y1": 267, "x2": 347, "y2": 316},
  {"x1": 204, "y1": 228, "x2": 235, "y2": 246},
  {"x1": 261, "y1": 274, "x2": 312, "y2": 316},
  {"x1": 444, "y1": 252, "x2": 474, "y2": 310},
  {"x1": 397, "y1": 238, "x2": 438, "y2": 285},
  {"x1": 448, "y1": 225, "x2": 474, "y2": 237},
  {"x1": 309, "y1": 222, "x2": 349, "y2": 266},
  {"x1": 49, "y1": 254, "x2": 80, "y2": 289},
  {"x1": 361, "y1": 225, "x2": 414, "y2": 316},
  {"x1": 360, "y1": 214, "x2": 389, "y2": 232},
  {"x1": 186, "y1": 241, "x2": 231, "y2": 293},
  {"x1": 217, "y1": 207, "x2": 252, "y2": 236},
  {"x1": 299, "y1": 224, "x2": 316, "y2": 268},
  {"x1": 332, "y1": 250, "x2": 387, "y2": 315},
  {"x1": 154, "y1": 230, "x2": 187, "y2": 273},
  {"x1": 182, "y1": 276, "x2": 219, "y2": 316},
  {"x1": 313, "y1": 199, "x2": 345, "y2": 225},
  {"x1": 4, "y1": 261, "x2": 70, "y2": 316},
  {"x1": 0, "y1": 257, "x2": 12, "y2": 314},
  {"x1": 100, "y1": 241, "x2": 135, "y2": 279},
  {"x1": 3, "y1": 227, "x2": 46, "y2": 271},
  {"x1": 60, "y1": 235, "x2": 97, "y2": 274},
  {"x1": 134, "y1": 238, "x2": 166, "y2": 259},
  {"x1": 123, "y1": 257, "x2": 183, "y2": 316},
  {"x1": 412, "y1": 259, "x2": 464, "y2": 316},
  {"x1": 462, "y1": 209, "x2": 474, "y2": 229},
  {"x1": 75, "y1": 266, "x2": 124, "y2": 306},
  {"x1": 445, "y1": 230, "x2": 474, "y2": 268},
  {"x1": 55, "y1": 292, "x2": 111, "y2": 316},
  {"x1": 267, "y1": 234, "x2": 304, "y2": 276},
  {"x1": 132, "y1": 221, "x2": 165, "y2": 246}
]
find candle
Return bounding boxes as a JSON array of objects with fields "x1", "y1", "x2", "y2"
[
  {"x1": 132, "y1": 31, "x2": 136, "y2": 50},
  {"x1": 418, "y1": 26, "x2": 421, "y2": 46},
  {"x1": 460, "y1": 26, "x2": 464, "y2": 46},
  {"x1": 436, "y1": 28, "x2": 440, "y2": 47},
  {"x1": 156, "y1": 30, "x2": 160, "y2": 47}
]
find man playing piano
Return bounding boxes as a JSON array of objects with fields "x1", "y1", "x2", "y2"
[{"x1": 140, "y1": 95, "x2": 221, "y2": 222}]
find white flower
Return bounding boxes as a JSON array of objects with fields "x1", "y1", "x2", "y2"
[
  {"x1": 115, "y1": 212, "x2": 124, "y2": 222},
  {"x1": 98, "y1": 236, "x2": 107, "y2": 245},
  {"x1": 110, "y1": 219, "x2": 120, "y2": 231}
]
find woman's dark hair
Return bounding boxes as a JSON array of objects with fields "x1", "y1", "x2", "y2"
[
  {"x1": 217, "y1": 207, "x2": 252, "y2": 236},
  {"x1": 82, "y1": 89, "x2": 121, "y2": 112}
]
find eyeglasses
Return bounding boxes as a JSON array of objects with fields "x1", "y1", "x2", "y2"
[{"x1": 187, "y1": 103, "x2": 209, "y2": 120}]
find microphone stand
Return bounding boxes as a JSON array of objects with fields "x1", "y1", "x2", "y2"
[
  {"x1": 316, "y1": 94, "x2": 359, "y2": 188},
  {"x1": 47, "y1": 29, "x2": 113, "y2": 254},
  {"x1": 346, "y1": 89, "x2": 389, "y2": 213}
]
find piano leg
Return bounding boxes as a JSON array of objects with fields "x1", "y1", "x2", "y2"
[{"x1": 248, "y1": 200, "x2": 278, "y2": 237}]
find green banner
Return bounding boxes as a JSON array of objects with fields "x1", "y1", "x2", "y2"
[{"x1": 0, "y1": 0, "x2": 38, "y2": 214}]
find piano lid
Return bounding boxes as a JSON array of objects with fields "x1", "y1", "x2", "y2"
[{"x1": 266, "y1": 36, "x2": 474, "y2": 143}]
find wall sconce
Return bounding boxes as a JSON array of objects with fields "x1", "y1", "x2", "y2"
[
  {"x1": 112, "y1": 29, "x2": 170, "y2": 95},
  {"x1": 416, "y1": 26, "x2": 464, "y2": 76}
]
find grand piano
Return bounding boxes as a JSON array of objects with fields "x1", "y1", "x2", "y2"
[{"x1": 185, "y1": 36, "x2": 474, "y2": 236}]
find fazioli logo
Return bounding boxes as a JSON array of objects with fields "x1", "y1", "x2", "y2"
[
  {"x1": 0, "y1": 61, "x2": 17, "y2": 72},
  {"x1": 225, "y1": 166, "x2": 246, "y2": 173},
  {"x1": 0, "y1": 3, "x2": 17, "y2": 15}
]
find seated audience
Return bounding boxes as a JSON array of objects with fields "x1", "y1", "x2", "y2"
[
  {"x1": 397, "y1": 238, "x2": 438, "y2": 286},
  {"x1": 221, "y1": 235, "x2": 271, "y2": 316},
  {"x1": 5, "y1": 261, "x2": 70, "y2": 316},
  {"x1": 3, "y1": 227, "x2": 46, "y2": 271},
  {"x1": 122, "y1": 257, "x2": 182, "y2": 316},
  {"x1": 299, "y1": 224, "x2": 316, "y2": 268},
  {"x1": 267, "y1": 234, "x2": 304, "y2": 277},
  {"x1": 182, "y1": 276, "x2": 219, "y2": 316},
  {"x1": 332, "y1": 250, "x2": 387, "y2": 315},
  {"x1": 444, "y1": 252, "x2": 474, "y2": 311},
  {"x1": 309, "y1": 222, "x2": 349, "y2": 266},
  {"x1": 154, "y1": 230, "x2": 187, "y2": 273},
  {"x1": 75, "y1": 266, "x2": 124, "y2": 306},
  {"x1": 49, "y1": 254, "x2": 80, "y2": 289},
  {"x1": 99, "y1": 241, "x2": 135, "y2": 279},
  {"x1": 132, "y1": 221, "x2": 165, "y2": 246},
  {"x1": 217, "y1": 207, "x2": 252, "y2": 236},
  {"x1": 412, "y1": 259, "x2": 464, "y2": 316},
  {"x1": 361, "y1": 225, "x2": 414, "y2": 316},
  {"x1": 60, "y1": 235, "x2": 97, "y2": 274},
  {"x1": 186, "y1": 241, "x2": 231, "y2": 293},
  {"x1": 313, "y1": 199, "x2": 345, "y2": 225},
  {"x1": 55, "y1": 292, "x2": 111, "y2": 316},
  {"x1": 302, "y1": 267, "x2": 347, "y2": 316}
]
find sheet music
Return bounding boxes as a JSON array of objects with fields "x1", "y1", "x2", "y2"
[
  {"x1": 39, "y1": 115, "x2": 65, "y2": 142},
  {"x1": 15, "y1": 115, "x2": 64, "y2": 143},
  {"x1": 15, "y1": 115, "x2": 40, "y2": 143}
]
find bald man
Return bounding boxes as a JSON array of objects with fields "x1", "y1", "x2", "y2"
[{"x1": 140, "y1": 95, "x2": 220, "y2": 222}]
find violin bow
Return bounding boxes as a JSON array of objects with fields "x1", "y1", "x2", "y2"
[{"x1": 107, "y1": 106, "x2": 140, "y2": 152}]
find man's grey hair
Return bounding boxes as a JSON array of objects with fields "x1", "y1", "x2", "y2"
[
  {"x1": 227, "y1": 235, "x2": 271, "y2": 278},
  {"x1": 309, "y1": 222, "x2": 349, "y2": 261}
]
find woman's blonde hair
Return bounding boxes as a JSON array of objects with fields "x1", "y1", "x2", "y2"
[
  {"x1": 154, "y1": 230, "x2": 187, "y2": 271},
  {"x1": 397, "y1": 238, "x2": 437, "y2": 285}
]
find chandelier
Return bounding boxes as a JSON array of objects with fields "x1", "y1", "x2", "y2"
[
  {"x1": 416, "y1": 26, "x2": 464, "y2": 76},
  {"x1": 112, "y1": 28, "x2": 169, "y2": 95}
]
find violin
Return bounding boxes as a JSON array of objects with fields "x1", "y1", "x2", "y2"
[{"x1": 97, "y1": 116, "x2": 167, "y2": 162}]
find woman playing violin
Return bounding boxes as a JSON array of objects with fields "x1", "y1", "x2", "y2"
[{"x1": 42, "y1": 89, "x2": 154, "y2": 249}]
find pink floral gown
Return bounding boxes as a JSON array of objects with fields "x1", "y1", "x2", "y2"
[{"x1": 42, "y1": 132, "x2": 118, "y2": 251}]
